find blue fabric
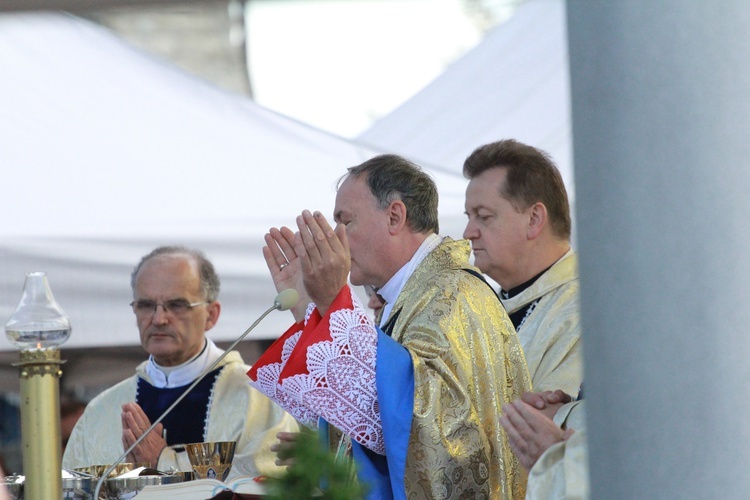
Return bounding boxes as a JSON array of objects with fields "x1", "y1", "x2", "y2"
[
  {"x1": 136, "y1": 367, "x2": 222, "y2": 445},
  {"x1": 319, "y1": 417, "x2": 330, "y2": 447},
  {"x1": 350, "y1": 329, "x2": 414, "y2": 500}
]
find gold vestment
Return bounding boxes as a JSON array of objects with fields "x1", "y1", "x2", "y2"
[{"x1": 387, "y1": 238, "x2": 532, "y2": 499}]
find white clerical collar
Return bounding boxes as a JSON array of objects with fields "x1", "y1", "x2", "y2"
[
  {"x1": 146, "y1": 339, "x2": 224, "y2": 388},
  {"x1": 378, "y1": 233, "x2": 443, "y2": 327}
]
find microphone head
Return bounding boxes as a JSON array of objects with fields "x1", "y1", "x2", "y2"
[{"x1": 274, "y1": 289, "x2": 299, "y2": 311}]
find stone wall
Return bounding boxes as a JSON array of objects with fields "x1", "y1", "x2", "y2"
[{"x1": 82, "y1": 0, "x2": 252, "y2": 97}]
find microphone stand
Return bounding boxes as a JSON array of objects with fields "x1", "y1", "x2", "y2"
[{"x1": 93, "y1": 291, "x2": 296, "y2": 499}]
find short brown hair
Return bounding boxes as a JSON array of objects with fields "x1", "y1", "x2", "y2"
[{"x1": 463, "y1": 139, "x2": 571, "y2": 239}]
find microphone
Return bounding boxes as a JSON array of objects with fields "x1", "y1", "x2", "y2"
[
  {"x1": 94, "y1": 289, "x2": 299, "y2": 499},
  {"x1": 273, "y1": 288, "x2": 299, "y2": 312}
]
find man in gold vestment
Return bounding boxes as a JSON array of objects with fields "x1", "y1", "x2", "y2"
[
  {"x1": 463, "y1": 139, "x2": 583, "y2": 396},
  {"x1": 248, "y1": 154, "x2": 532, "y2": 499}
]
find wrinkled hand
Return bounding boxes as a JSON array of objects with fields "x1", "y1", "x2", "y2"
[
  {"x1": 294, "y1": 210, "x2": 350, "y2": 315},
  {"x1": 263, "y1": 226, "x2": 309, "y2": 322},
  {"x1": 270, "y1": 431, "x2": 300, "y2": 468},
  {"x1": 121, "y1": 402, "x2": 166, "y2": 468},
  {"x1": 500, "y1": 399, "x2": 574, "y2": 471},
  {"x1": 520, "y1": 390, "x2": 573, "y2": 420}
]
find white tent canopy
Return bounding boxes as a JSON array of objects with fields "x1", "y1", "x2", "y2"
[
  {"x1": 358, "y1": 0, "x2": 573, "y2": 199},
  {"x1": 0, "y1": 12, "x2": 468, "y2": 352}
]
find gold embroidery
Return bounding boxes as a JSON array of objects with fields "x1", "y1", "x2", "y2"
[{"x1": 387, "y1": 238, "x2": 532, "y2": 499}]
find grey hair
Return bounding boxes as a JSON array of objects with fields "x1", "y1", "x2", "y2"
[
  {"x1": 342, "y1": 154, "x2": 439, "y2": 234},
  {"x1": 130, "y1": 245, "x2": 220, "y2": 301}
]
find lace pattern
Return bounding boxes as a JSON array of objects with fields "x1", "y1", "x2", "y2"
[
  {"x1": 252, "y1": 288, "x2": 384, "y2": 454},
  {"x1": 253, "y1": 330, "x2": 319, "y2": 427}
]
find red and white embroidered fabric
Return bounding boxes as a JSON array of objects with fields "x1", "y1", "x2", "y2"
[{"x1": 247, "y1": 286, "x2": 385, "y2": 455}]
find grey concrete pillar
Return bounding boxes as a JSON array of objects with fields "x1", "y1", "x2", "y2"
[{"x1": 567, "y1": 2, "x2": 750, "y2": 498}]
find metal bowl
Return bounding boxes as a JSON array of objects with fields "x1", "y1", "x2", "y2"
[
  {"x1": 103, "y1": 475, "x2": 182, "y2": 499},
  {"x1": 62, "y1": 477, "x2": 93, "y2": 499},
  {"x1": 73, "y1": 463, "x2": 149, "y2": 479}
]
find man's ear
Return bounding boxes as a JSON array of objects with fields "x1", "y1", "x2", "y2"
[
  {"x1": 387, "y1": 200, "x2": 408, "y2": 235},
  {"x1": 527, "y1": 202, "x2": 548, "y2": 239},
  {"x1": 204, "y1": 301, "x2": 221, "y2": 331}
]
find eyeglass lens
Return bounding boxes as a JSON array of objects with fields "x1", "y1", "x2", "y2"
[{"x1": 131, "y1": 299, "x2": 201, "y2": 315}]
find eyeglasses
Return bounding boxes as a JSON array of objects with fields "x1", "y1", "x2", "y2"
[{"x1": 130, "y1": 299, "x2": 209, "y2": 316}]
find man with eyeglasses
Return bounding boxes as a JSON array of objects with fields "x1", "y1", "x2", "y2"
[{"x1": 63, "y1": 246, "x2": 297, "y2": 479}]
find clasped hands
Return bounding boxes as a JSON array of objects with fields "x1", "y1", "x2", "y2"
[
  {"x1": 263, "y1": 210, "x2": 350, "y2": 320},
  {"x1": 121, "y1": 402, "x2": 166, "y2": 468},
  {"x1": 500, "y1": 390, "x2": 575, "y2": 471}
]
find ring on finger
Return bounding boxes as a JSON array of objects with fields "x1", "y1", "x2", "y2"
[{"x1": 279, "y1": 262, "x2": 289, "y2": 270}]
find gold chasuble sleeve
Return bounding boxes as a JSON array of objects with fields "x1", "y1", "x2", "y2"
[
  {"x1": 247, "y1": 238, "x2": 531, "y2": 499},
  {"x1": 389, "y1": 238, "x2": 532, "y2": 499}
]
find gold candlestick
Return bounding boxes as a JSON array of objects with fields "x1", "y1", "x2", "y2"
[
  {"x1": 16, "y1": 348, "x2": 64, "y2": 499},
  {"x1": 5, "y1": 271, "x2": 71, "y2": 500}
]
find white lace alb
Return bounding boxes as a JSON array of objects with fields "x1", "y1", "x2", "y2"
[{"x1": 251, "y1": 288, "x2": 384, "y2": 454}]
